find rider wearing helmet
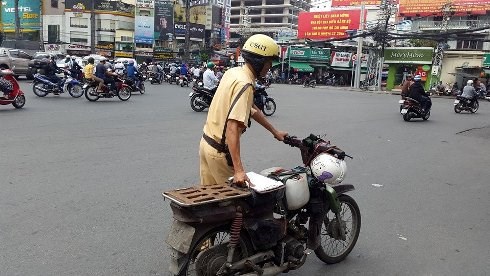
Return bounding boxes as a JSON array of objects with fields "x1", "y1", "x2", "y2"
[
  {"x1": 461, "y1": 79, "x2": 478, "y2": 104},
  {"x1": 408, "y1": 75, "x2": 431, "y2": 113},
  {"x1": 203, "y1": 62, "x2": 219, "y2": 93},
  {"x1": 95, "y1": 57, "x2": 117, "y2": 92},
  {"x1": 84, "y1": 57, "x2": 104, "y2": 91},
  {"x1": 126, "y1": 60, "x2": 139, "y2": 87},
  {"x1": 200, "y1": 34, "x2": 288, "y2": 187}
]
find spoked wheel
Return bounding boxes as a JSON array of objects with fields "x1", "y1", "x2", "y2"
[
  {"x1": 315, "y1": 194, "x2": 361, "y2": 264},
  {"x1": 262, "y1": 98, "x2": 276, "y2": 116},
  {"x1": 470, "y1": 101, "x2": 479, "y2": 113},
  {"x1": 190, "y1": 94, "x2": 206, "y2": 112},
  {"x1": 33, "y1": 82, "x2": 48, "y2": 97},
  {"x1": 454, "y1": 104, "x2": 462, "y2": 113},
  {"x1": 117, "y1": 87, "x2": 131, "y2": 101},
  {"x1": 402, "y1": 112, "x2": 411, "y2": 121},
  {"x1": 12, "y1": 95, "x2": 26, "y2": 109},
  {"x1": 182, "y1": 227, "x2": 252, "y2": 276},
  {"x1": 68, "y1": 84, "x2": 84, "y2": 98},
  {"x1": 84, "y1": 86, "x2": 99, "y2": 101},
  {"x1": 422, "y1": 110, "x2": 430, "y2": 120},
  {"x1": 139, "y1": 83, "x2": 146, "y2": 94},
  {"x1": 311, "y1": 82, "x2": 316, "y2": 88}
]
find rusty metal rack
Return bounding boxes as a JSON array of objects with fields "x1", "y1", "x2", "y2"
[{"x1": 162, "y1": 184, "x2": 251, "y2": 207}]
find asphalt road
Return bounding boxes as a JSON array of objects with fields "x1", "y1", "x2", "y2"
[{"x1": 1, "y1": 81, "x2": 489, "y2": 276}]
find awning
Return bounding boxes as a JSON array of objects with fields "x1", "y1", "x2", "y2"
[
  {"x1": 289, "y1": 62, "x2": 314, "y2": 72},
  {"x1": 331, "y1": 66, "x2": 367, "y2": 73}
]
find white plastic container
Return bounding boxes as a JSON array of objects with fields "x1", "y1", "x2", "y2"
[{"x1": 260, "y1": 167, "x2": 310, "y2": 210}]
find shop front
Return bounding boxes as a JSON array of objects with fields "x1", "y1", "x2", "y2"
[
  {"x1": 134, "y1": 50, "x2": 154, "y2": 63},
  {"x1": 282, "y1": 47, "x2": 330, "y2": 79},
  {"x1": 384, "y1": 47, "x2": 434, "y2": 91},
  {"x1": 329, "y1": 52, "x2": 368, "y2": 86},
  {"x1": 66, "y1": 44, "x2": 91, "y2": 57},
  {"x1": 153, "y1": 48, "x2": 175, "y2": 62},
  {"x1": 95, "y1": 42, "x2": 115, "y2": 59}
]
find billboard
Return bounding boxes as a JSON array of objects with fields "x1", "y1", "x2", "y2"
[
  {"x1": 174, "y1": 22, "x2": 205, "y2": 39},
  {"x1": 136, "y1": 0, "x2": 154, "y2": 8},
  {"x1": 399, "y1": 0, "x2": 490, "y2": 16},
  {"x1": 65, "y1": 0, "x2": 134, "y2": 17},
  {"x1": 135, "y1": 16, "x2": 155, "y2": 44},
  {"x1": 174, "y1": 4, "x2": 207, "y2": 25},
  {"x1": 332, "y1": 0, "x2": 380, "y2": 7},
  {"x1": 154, "y1": 0, "x2": 174, "y2": 41},
  {"x1": 1, "y1": 0, "x2": 41, "y2": 32},
  {"x1": 298, "y1": 11, "x2": 363, "y2": 40}
]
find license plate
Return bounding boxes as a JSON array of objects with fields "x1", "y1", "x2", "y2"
[
  {"x1": 398, "y1": 100, "x2": 404, "y2": 104},
  {"x1": 454, "y1": 100, "x2": 460, "y2": 104},
  {"x1": 401, "y1": 109, "x2": 408, "y2": 114}
]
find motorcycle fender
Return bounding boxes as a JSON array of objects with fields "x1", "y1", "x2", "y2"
[
  {"x1": 166, "y1": 220, "x2": 195, "y2": 254},
  {"x1": 324, "y1": 185, "x2": 341, "y2": 213}
]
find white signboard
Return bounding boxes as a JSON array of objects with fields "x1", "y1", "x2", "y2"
[{"x1": 331, "y1": 52, "x2": 352, "y2": 68}]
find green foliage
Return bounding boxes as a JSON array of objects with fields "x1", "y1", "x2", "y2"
[{"x1": 409, "y1": 39, "x2": 438, "y2": 48}]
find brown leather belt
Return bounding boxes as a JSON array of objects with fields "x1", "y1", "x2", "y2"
[{"x1": 202, "y1": 133, "x2": 227, "y2": 153}]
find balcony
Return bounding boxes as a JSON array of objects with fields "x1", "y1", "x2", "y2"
[{"x1": 412, "y1": 20, "x2": 488, "y2": 31}]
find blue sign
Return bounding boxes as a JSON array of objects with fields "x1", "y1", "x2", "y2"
[
  {"x1": 135, "y1": 16, "x2": 155, "y2": 44},
  {"x1": 1, "y1": 0, "x2": 41, "y2": 32}
]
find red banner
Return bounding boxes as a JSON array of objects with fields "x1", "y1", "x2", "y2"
[
  {"x1": 297, "y1": 11, "x2": 363, "y2": 40},
  {"x1": 399, "y1": 0, "x2": 490, "y2": 16},
  {"x1": 332, "y1": 0, "x2": 380, "y2": 7}
]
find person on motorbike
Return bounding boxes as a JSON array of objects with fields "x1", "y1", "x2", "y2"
[
  {"x1": 461, "y1": 79, "x2": 478, "y2": 105},
  {"x1": 126, "y1": 60, "x2": 139, "y2": 88},
  {"x1": 180, "y1": 63, "x2": 188, "y2": 81},
  {"x1": 200, "y1": 34, "x2": 288, "y2": 187},
  {"x1": 169, "y1": 63, "x2": 178, "y2": 78},
  {"x1": 83, "y1": 57, "x2": 104, "y2": 91},
  {"x1": 401, "y1": 74, "x2": 413, "y2": 99},
  {"x1": 193, "y1": 65, "x2": 201, "y2": 80},
  {"x1": 95, "y1": 58, "x2": 117, "y2": 92},
  {"x1": 203, "y1": 62, "x2": 219, "y2": 93},
  {"x1": 114, "y1": 61, "x2": 126, "y2": 76},
  {"x1": 44, "y1": 56, "x2": 63, "y2": 94},
  {"x1": 407, "y1": 75, "x2": 432, "y2": 113}
]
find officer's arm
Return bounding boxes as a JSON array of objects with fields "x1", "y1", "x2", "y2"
[
  {"x1": 251, "y1": 106, "x2": 287, "y2": 141},
  {"x1": 226, "y1": 119, "x2": 246, "y2": 174}
]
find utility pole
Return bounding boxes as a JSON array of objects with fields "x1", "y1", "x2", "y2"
[
  {"x1": 430, "y1": 1, "x2": 452, "y2": 88},
  {"x1": 353, "y1": 4, "x2": 365, "y2": 89},
  {"x1": 184, "y1": 0, "x2": 191, "y2": 63},
  {"x1": 90, "y1": 1, "x2": 96, "y2": 54},
  {"x1": 14, "y1": 0, "x2": 21, "y2": 40}
]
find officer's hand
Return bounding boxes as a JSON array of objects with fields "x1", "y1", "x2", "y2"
[
  {"x1": 274, "y1": 131, "x2": 288, "y2": 141},
  {"x1": 233, "y1": 171, "x2": 252, "y2": 188}
]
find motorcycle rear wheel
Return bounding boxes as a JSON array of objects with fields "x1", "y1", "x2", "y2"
[
  {"x1": 262, "y1": 98, "x2": 276, "y2": 116},
  {"x1": 402, "y1": 112, "x2": 411, "y2": 121},
  {"x1": 139, "y1": 83, "x2": 146, "y2": 94},
  {"x1": 84, "y1": 87, "x2": 99, "y2": 102},
  {"x1": 454, "y1": 104, "x2": 462, "y2": 113},
  {"x1": 33, "y1": 82, "x2": 48, "y2": 97},
  {"x1": 422, "y1": 110, "x2": 430, "y2": 120},
  {"x1": 190, "y1": 94, "x2": 206, "y2": 112},
  {"x1": 68, "y1": 84, "x2": 84, "y2": 98},
  {"x1": 118, "y1": 87, "x2": 131, "y2": 101},
  {"x1": 470, "y1": 101, "x2": 479, "y2": 113},
  {"x1": 315, "y1": 194, "x2": 361, "y2": 264},
  {"x1": 182, "y1": 227, "x2": 253, "y2": 276}
]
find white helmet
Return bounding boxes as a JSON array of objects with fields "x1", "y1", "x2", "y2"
[
  {"x1": 467, "y1": 80, "x2": 473, "y2": 85},
  {"x1": 310, "y1": 153, "x2": 347, "y2": 185},
  {"x1": 65, "y1": 55, "x2": 71, "y2": 59}
]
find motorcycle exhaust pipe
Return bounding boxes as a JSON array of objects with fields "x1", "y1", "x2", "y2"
[{"x1": 196, "y1": 98, "x2": 209, "y2": 107}]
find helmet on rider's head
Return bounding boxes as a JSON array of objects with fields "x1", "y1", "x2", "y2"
[
  {"x1": 100, "y1": 57, "x2": 107, "y2": 62},
  {"x1": 467, "y1": 80, "x2": 473, "y2": 85},
  {"x1": 207, "y1": 62, "x2": 215, "y2": 69},
  {"x1": 65, "y1": 55, "x2": 71, "y2": 59},
  {"x1": 413, "y1": 75, "x2": 421, "y2": 82},
  {"x1": 87, "y1": 57, "x2": 95, "y2": 64},
  {"x1": 241, "y1": 34, "x2": 279, "y2": 77},
  {"x1": 310, "y1": 153, "x2": 347, "y2": 185},
  {"x1": 128, "y1": 60, "x2": 134, "y2": 65}
]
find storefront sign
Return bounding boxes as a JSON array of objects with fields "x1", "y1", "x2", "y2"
[
  {"x1": 67, "y1": 44, "x2": 91, "y2": 51},
  {"x1": 287, "y1": 47, "x2": 330, "y2": 63},
  {"x1": 174, "y1": 22, "x2": 205, "y2": 39},
  {"x1": 383, "y1": 48, "x2": 433, "y2": 64},
  {"x1": 154, "y1": 52, "x2": 175, "y2": 60},
  {"x1": 66, "y1": 0, "x2": 134, "y2": 17},
  {"x1": 483, "y1": 53, "x2": 490, "y2": 67},
  {"x1": 45, "y1": 44, "x2": 61, "y2": 52},
  {"x1": 331, "y1": 52, "x2": 352, "y2": 67},
  {"x1": 96, "y1": 50, "x2": 113, "y2": 57},
  {"x1": 298, "y1": 11, "x2": 363, "y2": 40},
  {"x1": 135, "y1": 51, "x2": 153, "y2": 57},
  {"x1": 399, "y1": 0, "x2": 490, "y2": 16},
  {"x1": 332, "y1": 0, "x2": 380, "y2": 6},
  {"x1": 115, "y1": 51, "x2": 134, "y2": 58},
  {"x1": 310, "y1": 48, "x2": 330, "y2": 62},
  {"x1": 96, "y1": 43, "x2": 114, "y2": 50},
  {"x1": 136, "y1": 0, "x2": 154, "y2": 8},
  {"x1": 1, "y1": 0, "x2": 41, "y2": 32}
]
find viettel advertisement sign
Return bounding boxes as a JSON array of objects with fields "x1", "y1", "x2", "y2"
[{"x1": 383, "y1": 47, "x2": 433, "y2": 65}]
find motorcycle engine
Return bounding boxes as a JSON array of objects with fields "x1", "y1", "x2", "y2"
[
  {"x1": 274, "y1": 236, "x2": 306, "y2": 265},
  {"x1": 194, "y1": 243, "x2": 229, "y2": 276}
]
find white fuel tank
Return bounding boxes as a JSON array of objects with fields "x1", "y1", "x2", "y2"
[{"x1": 260, "y1": 167, "x2": 310, "y2": 210}]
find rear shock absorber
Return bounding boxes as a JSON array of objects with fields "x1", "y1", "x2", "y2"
[{"x1": 227, "y1": 206, "x2": 243, "y2": 263}]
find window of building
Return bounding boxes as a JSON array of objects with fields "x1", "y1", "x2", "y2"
[
  {"x1": 70, "y1": 17, "x2": 89, "y2": 28},
  {"x1": 136, "y1": 43, "x2": 152, "y2": 49},
  {"x1": 47, "y1": 25, "x2": 60, "y2": 43},
  {"x1": 118, "y1": 21, "x2": 134, "y2": 30},
  {"x1": 120, "y1": 36, "x2": 133, "y2": 42},
  {"x1": 51, "y1": 0, "x2": 58, "y2": 8},
  {"x1": 70, "y1": 31, "x2": 88, "y2": 44},
  {"x1": 456, "y1": 40, "x2": 483, "y2": 50},
  {"x1": 98, "y1": 34, "x2": 115, "y2": 42},
  {"x1": 97, "y1": 19, "x2": 115, "y2": 31}
]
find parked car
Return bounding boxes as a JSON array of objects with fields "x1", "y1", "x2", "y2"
[{"x1": 0, "y1": 48, "x2": 33, "y2": 79}]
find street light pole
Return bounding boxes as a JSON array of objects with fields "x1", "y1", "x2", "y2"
[
  {"x1": 184, "y1": 0, "x2": 191, "y2": 63},
  {"x1": 90, "y1": 1, "x2": 96, "y2": 54}
]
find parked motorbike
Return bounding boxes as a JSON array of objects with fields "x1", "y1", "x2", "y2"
[
  {"x1": 179, "y1": 75, "x2": 190, "y2": 87},
  {"x1": 0, "y1": 69, "x2": 26, "y2": 109},
  {"x1": 254, "y1": 85, "x2": 276, "y2": 116},
  {"x1": 189, "y1": 86, "x2": 215, "y2": 112},
  {"x1": 33, "y1": 70, "x2": 84, "y2": 98},
  {"x1": 454, "y1": 96, "x2": 479, "y2": 113},
  {"x1": 400, "y1": 97, "x2": 431, "y2": 121},
  {"x1": 163, "y1": 134, "x2": 360, "y2": 276},
  {"x1": 303, "y1": 79, "x2": 317, "y2": 88},
  {"x1": 83, "y1": 77, "x2": 131, "y2": 102}
]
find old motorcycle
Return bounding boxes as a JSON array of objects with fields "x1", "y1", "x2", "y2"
[{"x1": 163, "y1": 134, "x2": 361, "y2": 276}]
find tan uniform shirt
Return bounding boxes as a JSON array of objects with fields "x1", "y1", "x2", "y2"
[{"x1": 200, "y1": 65, "x2": 255, "y2": 185}]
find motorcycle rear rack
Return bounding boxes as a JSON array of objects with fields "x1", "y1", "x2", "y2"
[{"x1": 162, "y1": 184, "x2": 251, "y2": 207}]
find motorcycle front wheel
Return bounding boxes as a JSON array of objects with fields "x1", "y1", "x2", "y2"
[
  {"x1": 190, "y1": 94, "x2": 206, "y2": 112},
  {"x1": 181, "y1": 226, "x2": 253, "y2": 276},
  {"x1": 470, "y1": 101, "x2": 479, "y2": 113},
  {"x1": 68, "y1": 83, "x2": 84, "y2": 98},
  {"x1": 139, "y1": 83, "x2": 146, "y2": 94},
  {"x1": 315, "y1": 194, "x2": 361, "y2": 264},
  {"x1": 12, "y1": 95, "x2": 26, "y2": 109},
  {"x1": 454, "y1": 103, "x2": 462, "y2": 113},
  {"x1": 117, "y1": 87, "x2": 131, "y2": 101},
  {"x1": 262, "y1": 98, "x2": 276, "y2": 116}
]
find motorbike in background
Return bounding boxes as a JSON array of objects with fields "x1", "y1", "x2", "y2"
[
  {"x1": 400, "y1": 97, "x2": 431, "y2": 121},
  {"x1": 454, "y1": 96, "x2": 479, "y2": 113},
  {"x1": 0, "y1": 68, "x2": 26, "y2": 109},
  {"x1": 33, "y1": 69, "x2": 84, "y2": 98},
  {"x1": 83, "y1": 77, "x2": 131, "y2": 102},
  {"x1": 163, "y1": 134, "x2": 360, "y2": 276},
  {"x1": 189, "y1": 85, "x2": 215, "y2": 112},
  {"x1": 254, "y1": 85, "x2": 276, "y2": 116},
  {"x1": 149, "y1": 72, "x2": 162, "y2": 85},
  {"x1": 179, "y1": 75, "x2": 190, "y2": 87},
  {"x1": 303, "y1": 79, "x2": 317, "y2": 88}
]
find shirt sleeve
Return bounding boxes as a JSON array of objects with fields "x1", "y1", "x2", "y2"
[{"x1": 228, "y1": 83, "x2": 254, "y2": 127}]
